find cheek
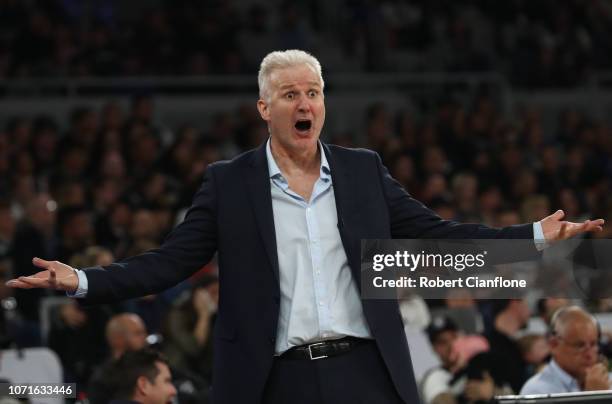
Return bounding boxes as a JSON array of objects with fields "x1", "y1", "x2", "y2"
[
  {"x1": 271, "y1": 109, "x2": 291, "y2": 125},
  {"x1": 318, "y1": 106, "x2": 326, "y2": 126}
]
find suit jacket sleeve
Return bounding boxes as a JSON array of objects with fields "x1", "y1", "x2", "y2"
[
  {"x1": 81, "y1": 165, "x2": 220, "y2": 304},
  {"x1": 374, "y1": 153, "x2": 534, "y2": 239}
]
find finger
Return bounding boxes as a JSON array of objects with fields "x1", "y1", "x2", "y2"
[
  {"x1": 32, "y1": 257, "x2": 54, "y2": 269},
  {"x1": 551, "y1": 209, "x2": 565, "y2": 221},
  {"x1": 585, "y1": 219, "x2": 605, "y2": 232},
  {"x1": 570, "y1": 221, "x2": 588, "y2": 236},
  {"x1": 15, "y1": 276, "x2": 51, "y2": 288},
  {"x1": 559, "y1": 222, "x2": 569, "y2": 238},
  {"x1": 6, "y1": 279, "x2": 38, "y2": 289},
  {"x1": 565, "y1": 220, "x2": 601, "y2": 237}
]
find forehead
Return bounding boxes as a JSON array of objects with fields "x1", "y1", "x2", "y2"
[
  {"x1": 155, "y1": 362, "x2": 171, "y2": 377},
  {"x1": 433, "y1": 330, "x2": 457, "y2": 343},
  {"x1": 270, "y1": 65, "x2": 321, "y2": 90},
  {"x1": 563, "y1": 320, "x2": 598, "y2": 339}
]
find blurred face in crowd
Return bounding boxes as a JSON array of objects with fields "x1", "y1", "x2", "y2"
[
  {"x1": 123, "y1": 316, "x2": 147, "y2": 351},
  {"x1": 26, "y1": 194, "x2": 56, "y2": 232},
  {"x1": 551, "y1": 317, "x2": 599, "y2": 382},
  {"x1": 138, "y1": 361, "x2": 176, "y2": 404},
  {"x1": 131, "y1": 209, "x2": 159, "y2": 240},
  {"x1": 107, "y1": 314, "x2": 148, "y2": 356},
  {"x1": 432, "y1": 330, "x2": 459, "y2": 369},
  {"x1": 523, "y1": 336, "x2": 550, "y2": 365},
  {"x1": 257, "y1": 64, "x2": 325, "y2": 156}
]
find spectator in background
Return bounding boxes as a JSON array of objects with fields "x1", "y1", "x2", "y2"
[
  {"x1": 520, "y1": 306, "x2": 610, "y2": 394},
  {"x1": 57, "y1": 206, "x2": 95, "y2": 262},
  {"x1": 494, "y1": 208, "x2": 521, "y2": 227},
  {"x1": 11, "y1": 194, "x2": 58, "y2": 345},
  {"x1": 486, "y1": 299, "x2": 531, "y2": 393},
  {"x1": 47, "y1": 298, "x2": 109, "y2": 391},
  {"x1": 461, "y1": 352, "x2": 515, "y2": 403},
  {"x1": 421, "y1": 315, "x2": 491, "y2": 404},
  {"x1": 107, "y1": 349, "x2": 177, "y2": 404},
  {"x1": 30, "y1": 116, "x2": 59, "y2": 180},
  {"x1": 420, "y1": 317, "x2": 466, "y2": 404},
  {"x1": 521, "y1": 195, "x2": 551, "y2": 224},
  {"x1": 106, "y1": 313, "x2": 148, "y2": 358},
  {"x1": 0, "y1": 202, "x2": 15, "y2": 269},
  {"x1": 537, "y1": 298, "x2": 571, "y2": 327},
  {"x1": 518, "y1": 334, "x2": 551, "y2": 379},
  {"x1": 163, "y1": 274, "x2": 218, "y2": 383},
  {"x1": 451, "y1": 173, "x2": 479, "y2": 222},
  {"x1": 88, "y1": 313, "x2": 148, "y2": 404}
]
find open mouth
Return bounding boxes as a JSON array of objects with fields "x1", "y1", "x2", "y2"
[{"x1": 295, "y1": 120, "x2": 312, "y2": 132}]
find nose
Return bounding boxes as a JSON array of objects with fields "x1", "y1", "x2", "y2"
[{"x1": 296, "y1": 93, "x2": 311, "y2": 113}]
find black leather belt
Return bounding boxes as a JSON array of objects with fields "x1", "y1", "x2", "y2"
[{"x1": 279, "y1": 337, "x2": 371, "y2": 360}]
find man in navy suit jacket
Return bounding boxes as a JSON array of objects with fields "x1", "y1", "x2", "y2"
[{"x1": 8, "y1": 50, "x2": 604, "y2": 404}]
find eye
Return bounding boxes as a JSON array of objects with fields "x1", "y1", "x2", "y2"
[
  {"x1": 285, "y1": 92, "x2": 295, "y2": 100},
  {"x1": 308, "y1": 90, "x2": 318, "y2": 97}
]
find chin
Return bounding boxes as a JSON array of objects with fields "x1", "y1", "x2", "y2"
[{"x1": 292, "y1": 133, "x2": 318, "y2": 146}]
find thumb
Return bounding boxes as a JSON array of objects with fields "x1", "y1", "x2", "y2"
[
  {"x1": 550, "y1": 209, "x2": 565, "y2": 221},
  {"x1": 32, "y1": 257, "x2": 52, "y2": 269}
]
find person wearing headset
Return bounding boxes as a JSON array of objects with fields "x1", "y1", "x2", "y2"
[{"x1": 520, "y1": 305, "x2": 610, "y2": 394}]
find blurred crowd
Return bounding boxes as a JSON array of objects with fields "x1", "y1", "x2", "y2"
[
  {"x1": 2, "y1": 0, "x2": 612, "y2": 85},
  {"x1": 0, "y1": 88, "x2": 609, "y2": 401}
]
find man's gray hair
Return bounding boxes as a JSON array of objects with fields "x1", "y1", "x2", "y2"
[
  {"x1": 258, "y1": 49, "x2": 324, "y2": 102},
  {"x1": 550, "y1": 305, "x2": 598, "y2": 337}
]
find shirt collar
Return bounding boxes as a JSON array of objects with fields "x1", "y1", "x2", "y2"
[
  {"x1": 549, "y1": 359, "x2": 580, "y2": 390},
  {"x1": 265, "y1": 138, "x2": 331, "y2": 180}
]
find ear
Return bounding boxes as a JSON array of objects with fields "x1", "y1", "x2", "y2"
[
  {"x1": 136, "y1": 375, "x2": 150, "y2": 396},
  {"x1": 257, "y1": 99, "x2": 270, "y2": 122},
  {"x1": 548, "y1": 335, "x2": 559, "y2": 349}
]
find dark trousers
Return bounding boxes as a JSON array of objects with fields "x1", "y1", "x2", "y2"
[{"x1": 262, "y1": 341, "x2": 406, "y2": 404}]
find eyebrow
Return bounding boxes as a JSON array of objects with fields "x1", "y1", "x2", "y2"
[{"x1": 279, "y1": 82, "x2": 321, "y2": 91}]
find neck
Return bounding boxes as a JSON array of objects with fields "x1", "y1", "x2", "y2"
[{"x1": 270, "y1": 138, "x2": 320, "y2": 176}]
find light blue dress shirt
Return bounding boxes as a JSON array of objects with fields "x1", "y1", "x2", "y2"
[
  {"x1": 265, "y1": 140, "x2": 372, "y2": 354},
  {"x1": 520, "y1": 359, "x2": 580, "y2": 394}
]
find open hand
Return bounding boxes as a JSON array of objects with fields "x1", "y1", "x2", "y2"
[
  {"x1": 5, "y1": 257, "x2": 79, "y2": 293},
  {"x1": 541, "y1": 210, "x2": 604, "y2": 242}
]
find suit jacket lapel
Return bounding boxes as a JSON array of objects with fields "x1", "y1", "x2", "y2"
[
  {"x1": 245, "y1": 143, "x2": 280, "y2": 283},
  {"x1": 322, "y1": 143, "x2": 360, "y2": 277}
]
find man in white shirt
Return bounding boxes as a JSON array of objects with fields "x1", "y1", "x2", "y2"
[{"x1": 520, "y1": 306, "x2": 610, "y2": 394}]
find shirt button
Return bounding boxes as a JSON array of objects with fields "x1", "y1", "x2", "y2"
[{"x1": 319, "y1": 301, "x2": 324, "y2": 307}]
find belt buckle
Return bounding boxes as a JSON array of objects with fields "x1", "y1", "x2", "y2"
[{"x1": 307, "y1": 342, "x2": 328, "y2": 360}]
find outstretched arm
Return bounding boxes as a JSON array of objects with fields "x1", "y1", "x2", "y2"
[{"x1": 7, "y1": 165, "x2": 221, "y2": 303}]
